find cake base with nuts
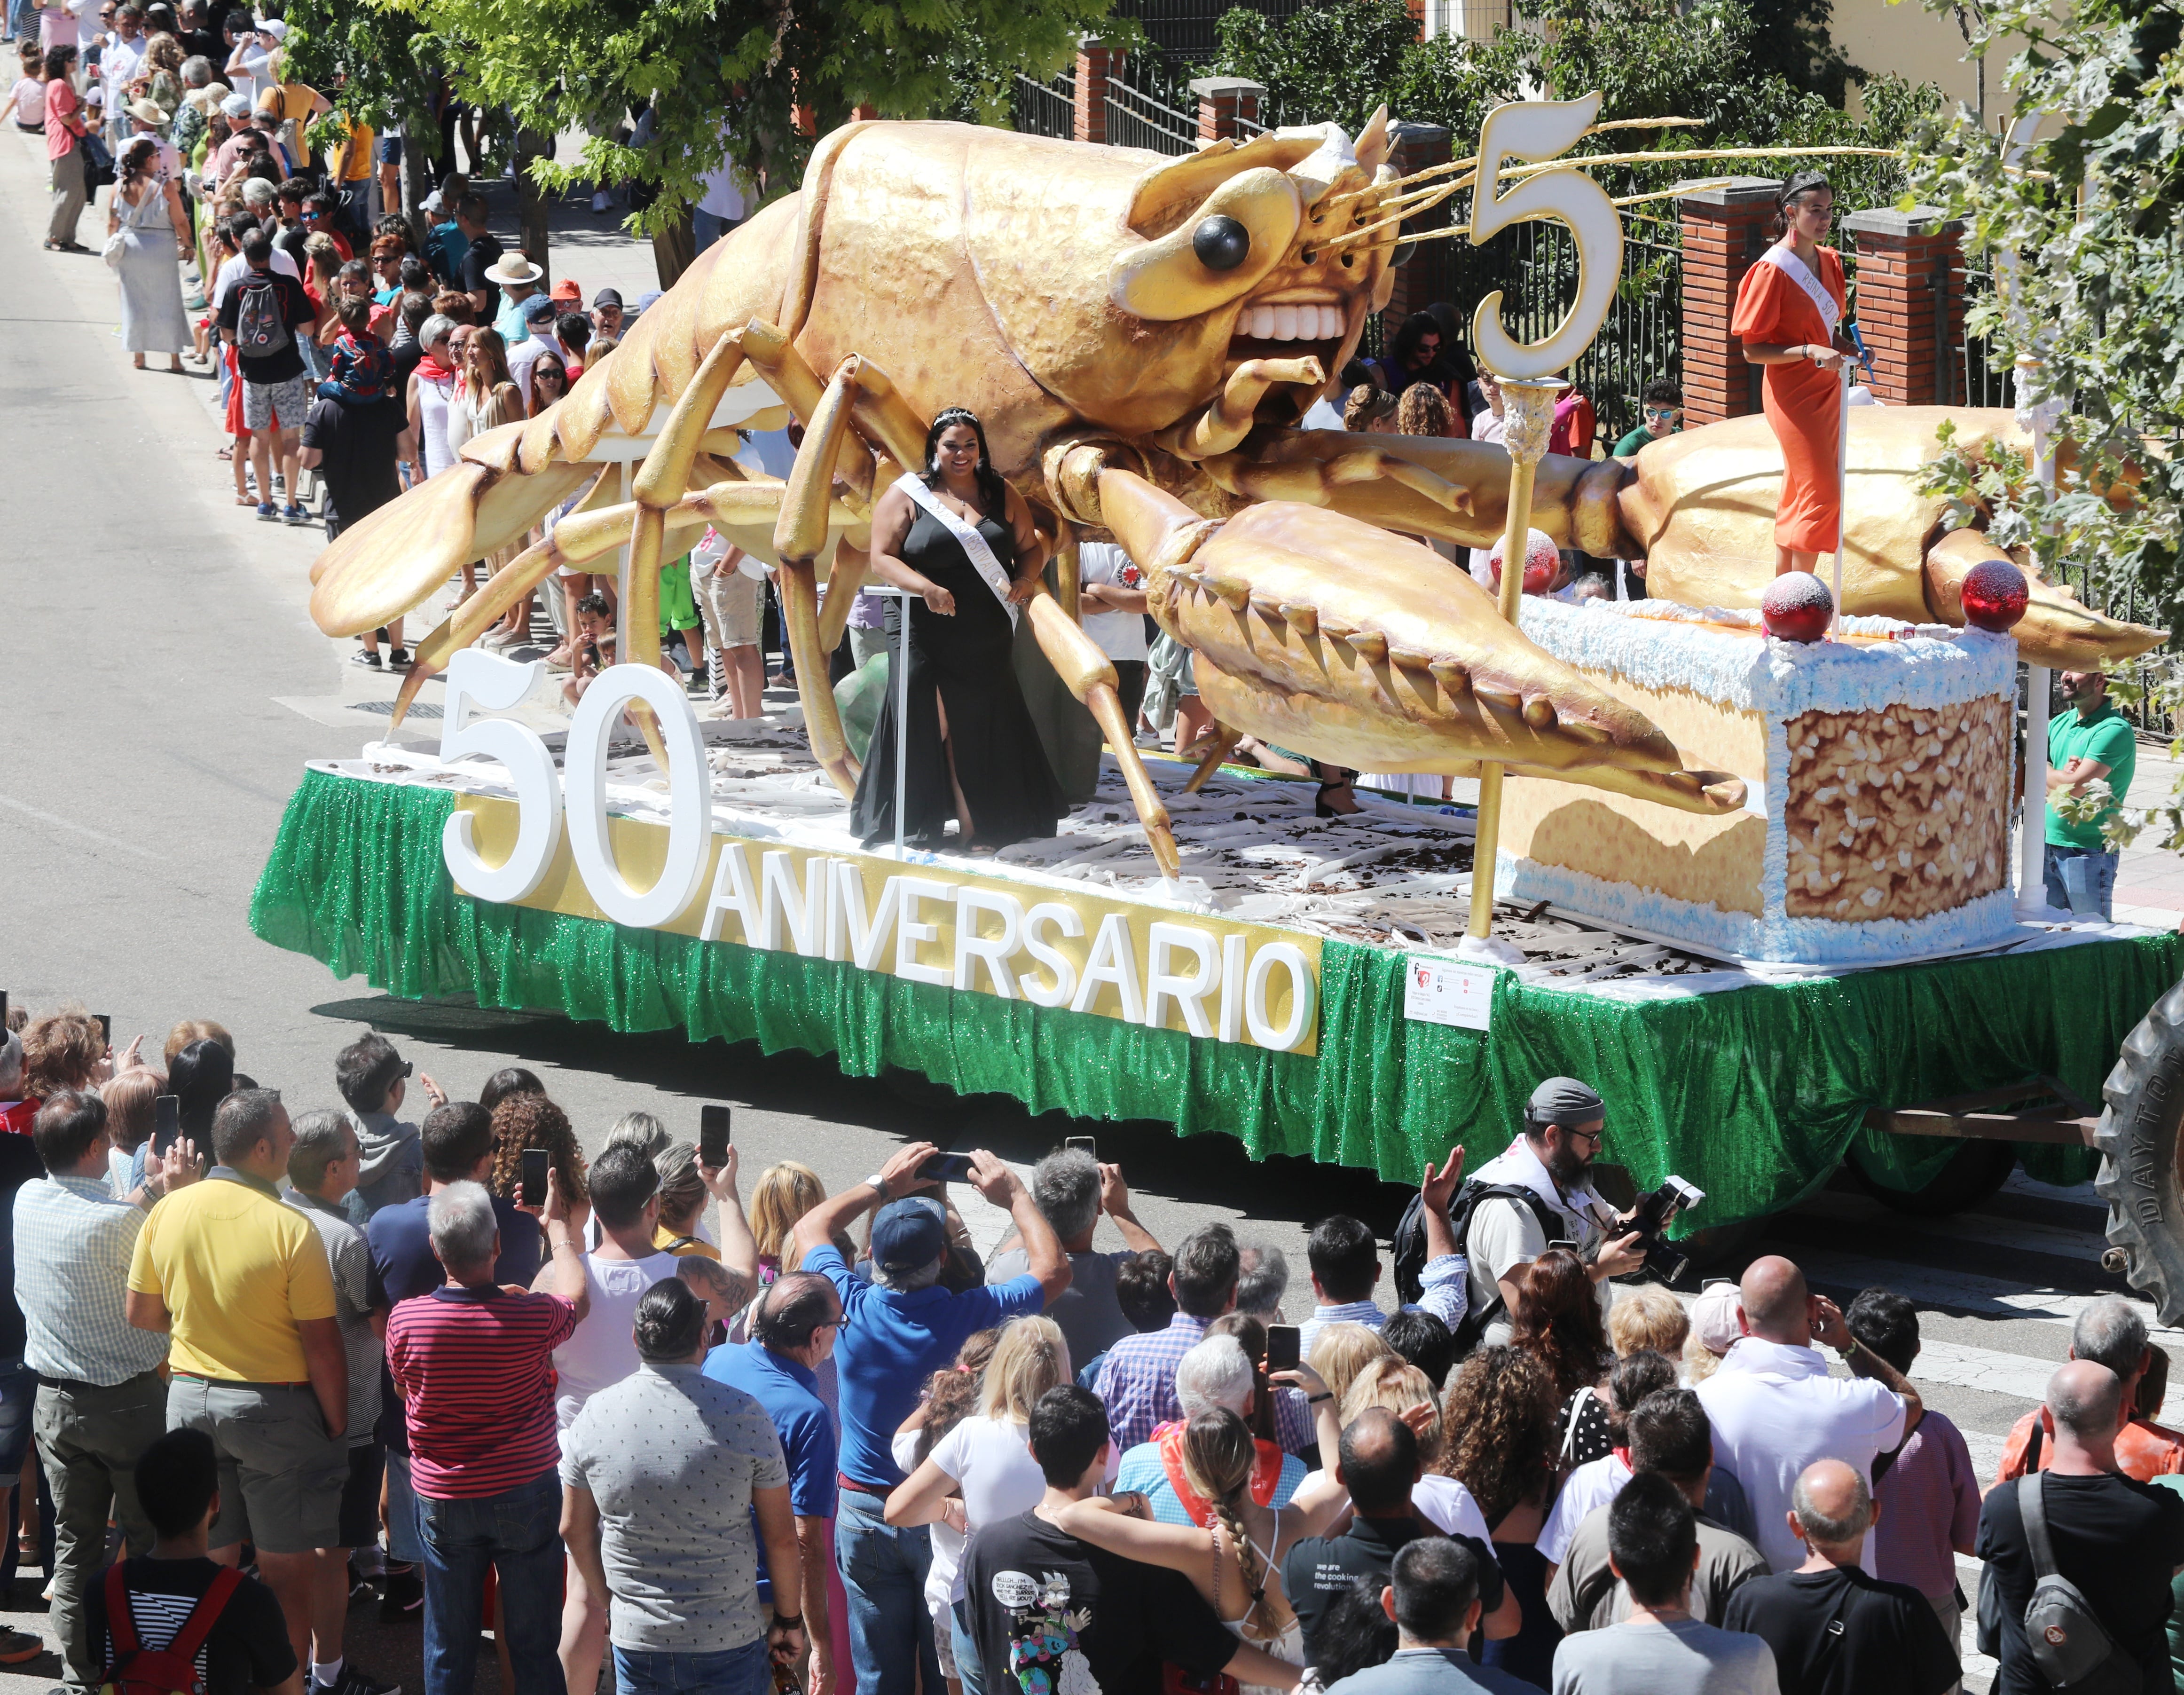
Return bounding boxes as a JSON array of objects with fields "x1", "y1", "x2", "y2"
[{"x1": 1497, "y1": 597, "x2": 2019, "y2": 966}]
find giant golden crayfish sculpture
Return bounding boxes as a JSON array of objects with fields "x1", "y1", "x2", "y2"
[{"x1": 306, "y1": 116, "x2": 2162, "y2": 878}]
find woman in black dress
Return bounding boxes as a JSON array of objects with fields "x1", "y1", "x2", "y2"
[{"x1": 848, "y1": 407, "x2": 1067, "y2": 851}]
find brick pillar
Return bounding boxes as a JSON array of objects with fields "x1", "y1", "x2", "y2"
[
  {"x1": 1074, "y1": 40, "x2": 1116, "y2": 146},
  {"x1": 1377, "y1": 121, "x2": 1453, "y2": 347},
  {"x1": 1190, "y1": 76, "x2": 1265, "y2": 144},
  {"x1": 1677, "y1": 177, "x2": 1779, "y2": 427},
  {"x1": 1843, "y1": 206, "x2": 1966, "y2": 406}
]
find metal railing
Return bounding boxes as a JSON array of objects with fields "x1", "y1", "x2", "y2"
[
  {"x1": 1104, "y1": 56, "x2": 1200, "y2": 156},
  {"x1": 1011, "y1": 72, "x2": 1076, "y2": 141},
  {"x1": 1938, "y1": 259, "x2": 2013, "y2": 409},
  {"x1": 1429, "y1": 185, "x2": 1683, "y2": 453},
  {"x1": 1109, "y1": 0, "x2": 1319, "y2": 60}
]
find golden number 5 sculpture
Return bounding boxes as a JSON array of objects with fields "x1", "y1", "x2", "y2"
[{"x1": 306, "y1": 117, "x2": 2163, "y2": 878}]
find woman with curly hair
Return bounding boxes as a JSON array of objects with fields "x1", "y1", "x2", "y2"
[
  {"x1": 1511, "y1": 1246, "x2": 1614, "y2": 1430},
  {"x1": 486, "y1": 1090, "x2": 587, "y2": 1207},
  {"x1": 1439, "y1": 1345, "x2": 1563, "y2": 1687},
  {"x1": 20, "y1": 1009, "x2": 108, "y2": 1106}
]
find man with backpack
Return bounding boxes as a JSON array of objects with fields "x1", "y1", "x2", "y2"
[
  {"x1": 1450, "y1": 1078, "x2": 1642, "y2": 1350},
  {"x1": 88, "y1": 1426, "x2": 302, "y2": 1695},
  {"x1": 216, "y1": 227, "x2": 315, "y2": 525},
  {"x1": 1976, "y1": 1360, "x2": 2184, "y2": 1695}
]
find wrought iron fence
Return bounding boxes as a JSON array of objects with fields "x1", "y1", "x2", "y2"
[
  {"x1": 1940, "y1": 259, "x2": 2013, "y2": 409},
  {"x1": 1428, "y1": 190, "x2": 1683, "y2": 451},
  {"x1": 1109, "y1": 0, "x2": 1319, "y2": 60},
  {"x1": 1104, "y1": 55, "x2": 1201, "y2": 156},
  {"x1": 1011, "y1": 72, "x2": 1076, "y2": 141}
]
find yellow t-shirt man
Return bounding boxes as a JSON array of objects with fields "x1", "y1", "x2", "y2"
[{"x1": 127, "y1": 1175, "x2": 337, "y2": 1382}]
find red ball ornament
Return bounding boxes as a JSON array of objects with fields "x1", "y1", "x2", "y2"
[
  {"x1": 1761, "y1": 571, "x2": 1834, "y2": 643},
  {"x1": 1960, "y1": 558, "x2": 2030, "y2": 632},
  {"x1": 1488, "y1": 528, "x2": 1562, "y2": 597}
]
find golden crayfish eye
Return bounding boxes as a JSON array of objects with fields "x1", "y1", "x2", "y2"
[
  {"x1": 1109, "y1": 166, "x2": 1303, "y2": 323},
  {"x1": 1193, "y1": 215, "x2": 1251, "y2": 272}
]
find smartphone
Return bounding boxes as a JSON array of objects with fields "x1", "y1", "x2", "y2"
[
  {"x1": 699, "y1": 1104, "x2": 731, "y2": 1169},
  {"x1": 94, "y1": 1014, "x2": 112, "y2": 1047},
  {"x1": 151, "y1": 1095, "x2": 181, "y2": 1156},
  {"x1": 520, "y1": 1147, "x2": 550, "y2": 1208},
  {"x1": 916, "y1": 1151, "x2": 976, "y2": 1185},
  {"x1": 1065, "y1": 1135, "x2": 1097, "y2": 1159},
  {"x1": 0, "y1": 992, "x2": 8, "y2": 1031},
  {"x1": 1265, "y1": 1324, "x2": 1302, "y2": 1373}
]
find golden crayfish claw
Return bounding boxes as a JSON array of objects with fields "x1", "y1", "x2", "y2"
[{"x1": 1097, "y1": 471, "x2": 1740, "y2": 816}]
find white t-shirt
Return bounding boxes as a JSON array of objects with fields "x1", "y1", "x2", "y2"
[
  {"x1": 1539, "y1": 1453, "x2": 1630, "y2": 1567},
  {"x1": 698, "y1": 158, "x2": 749, "y2": 221},
  {"x1": 929, "y1": 1415, "x2": 1045, "y2": 1602},
  {"x1": 551, "y1": 1250, "x2": 681, "y2": 1429},
  {"x1": 1695, "y1": 1338, "x2": 1907, "y2": 1573},
  {"x1": 101, "y1": 32, "x2": 144, "y2": 107},
  {"x1": 1300, "y1": 395, "x2": 1345, "y2": 431},
  {"x1": 1412, "y1": 1472, "x2": 1497, "y2": 1547},
  {"x1": 1077, "y1": 541, "x2": 1148, "y2": 662},
  {"x1": 212, "y1": 248, "x2": 302, "y2": 308}
]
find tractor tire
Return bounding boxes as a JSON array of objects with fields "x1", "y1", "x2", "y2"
[
  {"x1": 2094, "y1": 978, "x2": 2184, "y2": 1325},
  {"x1": 1846, "y1": 1137, "x2": 2017, "y2": 1216}
]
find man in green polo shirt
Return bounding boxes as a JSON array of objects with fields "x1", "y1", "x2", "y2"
[{"x1": 2044, "y1": 668, "x2": 2136, "y2": 918}]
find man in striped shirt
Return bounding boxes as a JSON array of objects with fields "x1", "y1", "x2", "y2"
[{"x1": 385, "y1": 1175, "x2": 588, "y2": 1695}]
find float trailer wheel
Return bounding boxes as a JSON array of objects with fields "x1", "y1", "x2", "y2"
[
  {"x1": 2095, "y1": 979, "x2": 2184, "y2": 1326},
  {"x1": 1846, "y1": 1138, "x2": 2017, "y2": 1216}
]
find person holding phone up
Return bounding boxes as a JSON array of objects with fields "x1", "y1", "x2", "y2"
[{"x1": 791, "y1": 1142, "x2": 1073, "y2": 1695}]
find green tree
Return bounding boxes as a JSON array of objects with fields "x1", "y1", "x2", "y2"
[{"x1": 1907, "y1": 0, "x2": 2184, "y2": 634}]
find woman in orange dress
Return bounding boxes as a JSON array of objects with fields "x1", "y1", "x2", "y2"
[{"x1": 1732, "y1": 172, "x2": 1854, "y2": 574}]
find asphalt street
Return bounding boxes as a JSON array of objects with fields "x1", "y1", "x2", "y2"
[{"x1": 0, "y1": 118, "x2": 2166, "y2": 1695}]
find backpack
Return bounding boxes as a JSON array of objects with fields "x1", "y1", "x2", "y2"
[
  {"x1": 1390, "y1": 1179, "x2": 1560, "y2": 1354},
  {"x1": 100, "y1": 1562, "x2": 242, "y2": 1695},
  {"x1": 1998, "y1": 1472, "x2": 2140, "y2": 1695},
  {"x1": 235, "y1": 273, "x2": 291, "y2": 359}
]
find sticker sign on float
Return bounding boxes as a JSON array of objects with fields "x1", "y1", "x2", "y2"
[
  {"x1": 1403, "y1": 956, "x2": 1497, "y2": 1031},
  {"x1": 434, "y1": 651, "x2": 1320, "y2": 1055}
]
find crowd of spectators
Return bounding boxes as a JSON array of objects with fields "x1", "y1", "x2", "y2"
[{"x1": 1, "y1": 1006, "x2": 2180, "y2": 1695}]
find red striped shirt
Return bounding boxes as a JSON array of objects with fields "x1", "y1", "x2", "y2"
[{"x1": 385, "y1": 1283, "x2": 579, "y2": 1500}]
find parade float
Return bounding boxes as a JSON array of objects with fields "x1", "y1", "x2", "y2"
[{"x1": 249, "y1": 99, "x2": 2184, "y2": 1310}]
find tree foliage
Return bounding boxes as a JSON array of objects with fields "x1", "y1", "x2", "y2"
[
  {"x1": 1906, "y1": 0, "x2": 2184, "y2": 636},
  {"x1": 1204, "y1": 0, "x2": 1930, "y2": 215},
  {"x1": 287, "y1": 0, "x2": 1113, "y2": 234}
]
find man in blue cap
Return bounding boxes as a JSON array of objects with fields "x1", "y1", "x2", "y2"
[
  {"x1": 792, "y1": 1141, "x2": 1070, "y2": 1695},
  {"x1": 1463, "y1": 1077, "x2": 1645, "y2": 1349}
]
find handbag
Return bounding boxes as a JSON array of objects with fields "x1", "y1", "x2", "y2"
[
  {"x1": 79, "y1": 128, "x2": 115, "y2": 191},
  {"x1": 102, "y1": 229, "x2": 126, "y2": 268}
]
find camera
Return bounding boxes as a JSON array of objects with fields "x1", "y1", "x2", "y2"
[{"x1": 1623, "y1": 1175, "x2": 1705, "y2": 1282}]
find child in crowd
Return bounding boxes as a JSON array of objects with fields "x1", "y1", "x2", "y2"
[
  {"x1": 317, "y1": 296, "x2": 396, "y2": 405},
  {"x1": 1614, "y1": 378, "x2": 1683, "y2": 457}
]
